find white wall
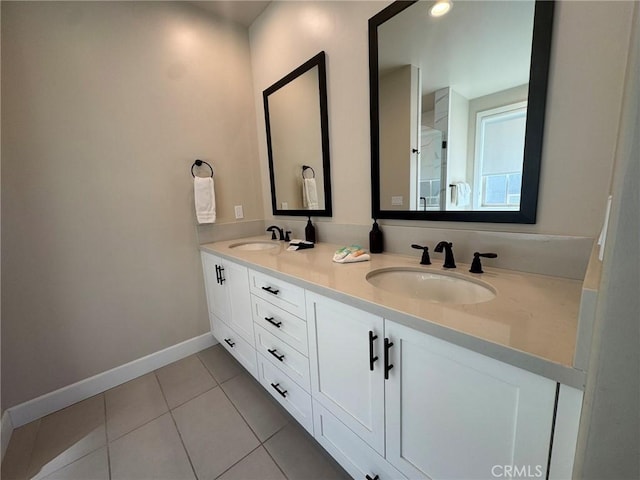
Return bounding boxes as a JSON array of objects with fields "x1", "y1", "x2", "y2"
[
  {"x1": 1, "y1": 1, "x2": 262, "y2": 409},
  {"x1": 250, "y1": 0, "x2": 634, "y2": 237}
]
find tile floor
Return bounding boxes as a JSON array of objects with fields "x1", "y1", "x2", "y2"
[{"x1": 1, "y1": 345, "x2": 351, "y2": 480}]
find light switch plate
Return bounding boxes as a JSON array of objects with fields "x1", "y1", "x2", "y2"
[
  {"x1": 391, "y1": 196, "x2": 403, "y2": 206},
  {"x1": 234, "y1": 205, "x2": 244, "y2": 219}
]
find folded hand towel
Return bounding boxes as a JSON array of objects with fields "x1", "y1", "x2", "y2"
[
  {"x1": 333, "y1": 245, "x2": 371, "y2": 264},
  {"x1": 194, "y1": 176, "x2": 216, "y2": 224},
  {"x1": 303, "y1": 178, "x2": 319, "y2": 210}
]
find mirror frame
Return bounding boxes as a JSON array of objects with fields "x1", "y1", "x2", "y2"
[
  {"x1": 263, "y1": 51, "x2": 333, "y2": 217},
  {"x1": 369, "y1": 1, "x2": 554, "y2": 223}
]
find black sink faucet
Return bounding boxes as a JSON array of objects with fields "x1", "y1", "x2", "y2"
[
  {"x1": 434, "y1": 241, "x2": 456, "y2": 268},
  {"x1": 411, "y1": 244, "x2": 431, "y2": 265},
  {"x1": 266, "y1": 225, "x2": 285, "y2": 241}
]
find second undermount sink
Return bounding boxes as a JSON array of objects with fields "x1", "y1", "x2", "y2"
[
  {"x1": 366, "y1": 267, "x2": 496, "y2": 304},
  {"x1": 229, "y1": 241, "x2": 279, "y2": 251}
]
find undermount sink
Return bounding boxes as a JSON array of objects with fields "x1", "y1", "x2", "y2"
[
  {"x1": 229, "y1": 241, "x2": 279, "y2": 251},
  {"x1": 366, "y1": 267, "x2": 496, "y2": 304}
]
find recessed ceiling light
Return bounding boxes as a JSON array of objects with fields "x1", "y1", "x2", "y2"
[{"x1": 430, "y1": 0, "x2": 452, "y2": 17}]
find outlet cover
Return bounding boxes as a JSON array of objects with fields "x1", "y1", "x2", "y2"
[{"x1": 234, "y1": 205, "x2": 244, "y2": 219}]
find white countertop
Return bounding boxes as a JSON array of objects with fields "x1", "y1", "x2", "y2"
[{"x1": 201, "y1": 236, "x2": 586, "y2": 388}]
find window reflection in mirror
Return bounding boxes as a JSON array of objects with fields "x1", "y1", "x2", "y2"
[{"x1": 371, "y1": 0, "x2": 554, "y2": 223}]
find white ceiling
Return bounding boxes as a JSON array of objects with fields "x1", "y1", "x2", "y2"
[
  {"x1": 190, "y1": 1, "x2": 271, "y2": 28},
  {"x1": 378, "y1": 0, "x2": 535, "y2": 100}
]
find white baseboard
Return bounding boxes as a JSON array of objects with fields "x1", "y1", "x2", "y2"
[
  {"x1": 6, "y1": 333, "x2": 215, "y2": 429},
  {"x1": 1, "y1": 410, "x2": 15, "y2": 462}
]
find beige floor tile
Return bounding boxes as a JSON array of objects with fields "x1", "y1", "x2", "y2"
[
  {"x1": 1, "y1": 419, "x2": 40, "y2": 480},
  {"x1": 41, "y1": 447, "x2": 108, "y2": 480},
  {"x1": 221, "y1": 372, "x2": 289, "y2": 441},
  {"x1": 172, "y1": 387, "x2": 259, "y2": 480},
  {"x1": 197, "y1": 345, "x2": 243, "y2": 383},
  {"x1": 27, "y1": 395, "x2": 106, "y2": 480},
  {"x1": 156, "y1": 354, "x2": 217, "y2": 409},
  {"x1": 105, "y1": 372, "x2": 168, "y2": 441},
  {"x1": 264, "y1": 423, "x2": 351, "y2": 480},
  {"x1": 109, "y1": 413, "x2": 195, "y2": 480},
  {"x1": 217, "y1": 447, "x2": 286, "y2": 480}
]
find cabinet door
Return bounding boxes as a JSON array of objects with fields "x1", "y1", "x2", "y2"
[
  {"x1": 306, "y1": 292, "x2": 385, "y2": 455},
  {"x1": 201, "y1": 253, "x2": 230, "y2": 330},
  {"x1": 224, "y1": 261, "x2": 254, "y2": 346},
  {"x1": 385, "y1": 320, "x2": 556, "y2": 480}
]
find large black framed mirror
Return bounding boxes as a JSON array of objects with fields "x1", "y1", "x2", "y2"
[
  {"x1": 264, "y1": 51, "x2": 332, "y2": 217},
  {"x1": 369, "y1": 1, "x2": 554, "y2": 223}
]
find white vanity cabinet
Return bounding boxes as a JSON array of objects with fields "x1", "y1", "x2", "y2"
[
  {"x1": 249, "y1": 270, "x2": 314, "y2": 433},
  {"x1": 200, "y1": 248, "x2": 578, "y2": 480},
  {"x1": 305, "y1": 291, "x2": 558, "y2": 479},
  {"x1": 385, "y1": 320, "x2": 557, "y2": 479},
  {"x1": 306, "y1": 292, "x2": 386, "y2": 455},
  {"x1": 201, "y1": 252, "x2": 257, "y2": 376}
]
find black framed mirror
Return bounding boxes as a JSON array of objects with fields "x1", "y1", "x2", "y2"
[
  {"x1": 264, "y1": 51, "x2": 332, "y2": 217},
  {"x1": 369, "y1": 1, "x2": 554, "y2": 223}
]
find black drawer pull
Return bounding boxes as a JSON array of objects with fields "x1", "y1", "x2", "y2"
[
  {"x1": 224, "y1": 338, "x2": 235, "y2": 348},
  {"x1": 384, "y1": 338, "x2": 394, "y2": 380},
  {"x1": 218, "y1": 266, "x2": 225, "y2": 284},
  {"x1": 365, "y1": 475, "x2": 379, "y2": 480},
  {"x1": 215, "y1": 265, "x2": 221, "y2": 284},
  {"x1": 270, "y1": 382, "x2": 288, "y2": 398},
  {"x1": 268, "y1": 348, "x2": 285, "y2": 362},
  {"x1": 261, "y1": 286, "x2": 280, "y2": 295},
  {"x1": 369, "y1": 331, "x2": 379, "y2": 371},
  {"x1": 264, "y1": 317, "x2": 282, "y2": 328}
]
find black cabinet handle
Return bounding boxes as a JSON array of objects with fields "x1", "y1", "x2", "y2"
[
  {"x1": 261, "y1": 286, "x2": 280, "y2": 295},
  {"x1": 369, "y1": 331, "x2": 379, "y2": 371},
  {"x1": 215, "y1": 265, "x2": 221, "y2": 284},
  {"x1": 264, "y1": 317, "x2": 282, "y2": 328},
  {"x1": 218, "y1": 266, "x2": 226, "y2": 284},
  {"x1": 384, "y1": 338, "x2": 394, "y2": 380},
  {"x1": 365, "y1": 475, "x2": 380, "y2": 480},
  {"x1": 224, "y1": 338, "x2": 235, "y2": 348},
  {"x1": 268, "y1": 348, "x2": 285, "y2": 362},
  {"x1": 270, "y1": 382, "x2": 287, "y2": 398}
]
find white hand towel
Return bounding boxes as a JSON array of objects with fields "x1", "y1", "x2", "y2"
[
  {"x1": 303, "y1": 178, "x2": 319, "y2": 210},
  {"x1": 194, "y1": 176, "x2": 216, "y2": 224},
  {"x1": 454, "y1": 182, "x2": 471, "y2": 207}
]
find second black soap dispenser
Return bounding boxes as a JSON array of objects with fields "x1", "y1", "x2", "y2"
[{"x1": 369, "y1": 219, "x2": 383, "y2": 253}]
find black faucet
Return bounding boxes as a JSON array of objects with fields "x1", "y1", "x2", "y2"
[
  {"x1": 469, "y1": 252, "x2": 498, "y2": 274},
  {"x1": 411, "y1": 244, "x2": 431, "y2": 265},
  {"x1": 434, "y1": 241, "x2": 456, "y2": 268},
  {"x1": 266, "y1": 225, "x2": 285, "y2": 241}
]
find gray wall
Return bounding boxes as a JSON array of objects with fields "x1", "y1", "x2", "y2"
[
  {"x1": 1, "y1": 1, "x2": 263, "y2": 409},
  {"x1": 574, "y1": 4, "x2": 640, "y2": 478}
]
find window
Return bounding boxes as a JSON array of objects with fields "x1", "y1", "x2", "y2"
[{"x1": 474, "y1": 102, "x2": 527, "y2": 210}]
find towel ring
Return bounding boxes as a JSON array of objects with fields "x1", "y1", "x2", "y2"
[
  {"x1": 191, "y1": 159, "x2": 214, "y2": 178},
  {"x1": 302, "y1": 165, "x2": 315, "y2": 179}
]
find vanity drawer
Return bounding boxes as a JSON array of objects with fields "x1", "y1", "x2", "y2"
[
  {"x1": 213, "y1": 315, "x2": 258, "y2": 380},
  {"x1": 257, "y1": 355, "x2": 313, "y2": 435},
  {"x1": 255, "y1": 324, "x2": 311, "y2": 392},
  {"x1": 249, "y1": 270, "x2": 306, "y2": 319},
  {"x1": 313, "y1": 401, "x2": 407, "y2": 480},
  {"x1": 252, "y1": 295, "x2": 308, "y2": 355}
]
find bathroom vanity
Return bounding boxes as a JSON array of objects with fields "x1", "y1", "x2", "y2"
[{"x1": 200, "y1": 237, "x2": 586, "y2": 480}]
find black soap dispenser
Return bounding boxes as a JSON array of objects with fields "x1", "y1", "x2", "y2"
[
  {"x1": 369, "y1": 219, "x2": 383, "y2": 253},
  {"x1": 305, "y1": 216, "x2": 316, "y2": 243}
]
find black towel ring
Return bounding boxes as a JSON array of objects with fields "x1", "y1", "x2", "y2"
[
  {"x1": 191, "y1": 159, "x2": 214, "y2": 178},
  {"x1": 302, "y1": 165, "x2": 315, "y2": 179}
]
